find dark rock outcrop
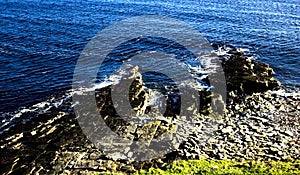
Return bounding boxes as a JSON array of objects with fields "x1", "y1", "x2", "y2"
[{"x1": 222, "y1": 49, "x2": 280, "y2": 96}]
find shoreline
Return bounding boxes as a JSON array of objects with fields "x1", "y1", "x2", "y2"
[
  {"x1": 0, "y1": 49, "x2": 299, "y2": 174},
  {"x1": 0, "y1": 86, "x2": 298, "y2": 174}
]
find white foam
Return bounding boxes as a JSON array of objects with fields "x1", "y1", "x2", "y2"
[
  {"x1": 238, "y1": 48, "x2": 250, "y2": 53},
  {"x1": 0, "y1": 89, "x2": 75, "y2": 132},
  {"x1": 215, "y1": 46, "x2": 229, "y2": 56}
]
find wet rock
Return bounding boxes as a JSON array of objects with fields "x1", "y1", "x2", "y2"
[{"x1": 222, "y1": 50, "x2": 280, "y2": 96}]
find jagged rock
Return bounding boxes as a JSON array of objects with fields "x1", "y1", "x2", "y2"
[
  {"x1": 94, "y1": 66, "x2": 176, "y2": 144},
  {"x1": 222, "y1": 50, "x2": 280, "y2": 96}
]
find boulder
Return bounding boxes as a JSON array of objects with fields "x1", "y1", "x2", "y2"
[{"x1": 222, "y1": 49, "x2": 280, "y2": 96}]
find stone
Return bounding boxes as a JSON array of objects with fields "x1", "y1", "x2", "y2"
[
  {"x1": 245, "y1": 135, "x2": 252, "y2": 142},
  {"x1": 221, "y1": 126, "x2": 233, "y2": 134},
  {"x1": 283, "y1": 130, "x2": 294, "y2": 137},
  {"x1": 89, "y1": 153, "x2": 98, "y2": 160}
]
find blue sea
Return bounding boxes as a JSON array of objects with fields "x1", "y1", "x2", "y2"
[{"x1": 0, "y1": 0, "x2": 299, "y2": 115}]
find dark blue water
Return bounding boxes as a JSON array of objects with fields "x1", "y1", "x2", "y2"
[{"x1": 0, "y1": 0, "x2": 299, "y2": 113}]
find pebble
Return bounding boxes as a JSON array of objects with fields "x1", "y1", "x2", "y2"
[
  {"x1": 221, "y1": 126, "x2": 233, "y2": 134},
  {"x1": 245, "y1": 135, "x2": 252, "y2": 142},
  {"x1": 179, "y1": 89, "x2": 299, "y2": 167}
]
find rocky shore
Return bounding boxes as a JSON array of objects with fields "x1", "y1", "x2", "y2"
[{"x1": 0, "y1": 48, "x2": 299, "y2": 174}]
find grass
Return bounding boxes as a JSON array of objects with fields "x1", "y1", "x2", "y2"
[{"x1": 135, "y1": 159, "x2": 300, "y2": 175}]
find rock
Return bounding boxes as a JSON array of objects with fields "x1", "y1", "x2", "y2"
[
  {"x1": 270, "y1": 147, "x2": 279, "y2": 152},
  {"x1": 278, "y1": 151, "x2": 284, "y2": 156},
  {"x1": 221, "y1": 126, "x2": 233, "y2": 134},
  {"x1": 89, "y1": 153, "x2": 98, "y2": 160},
  {"x1": 245, "y1": 135, "x2": 252, "y2": 142},
  {"x1": 222, "y1": 50, "x2": 280, "y2": 96},
  {"x1": 283, "y1": 130, "x2": 294, "y2": 137},
  {"x1": 248, "y1": 117, "x2": 269, "y2": 123}
]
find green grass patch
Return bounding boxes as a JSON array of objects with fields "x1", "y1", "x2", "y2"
[{"x1": 136, "y1": 159, "x2": 300, "y2": 175}]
